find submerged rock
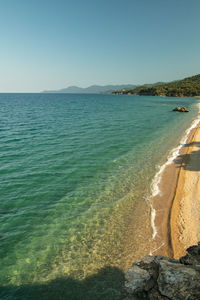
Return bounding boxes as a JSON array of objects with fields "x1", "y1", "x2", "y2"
[
  {"x1": 125, "y1": 242, "x2": 200, "y2": 299},
  {"x1": 173, "y1": 106, "x2": 189, "y2": 112}
]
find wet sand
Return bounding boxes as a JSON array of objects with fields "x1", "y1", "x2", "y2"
[{"x1": 150, "y1": 122, "x2": 200, "y2": 258}]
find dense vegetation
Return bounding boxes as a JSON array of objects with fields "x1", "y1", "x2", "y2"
[{"x1": 112, "y1": 74, "x2": 200, "y2": 97}]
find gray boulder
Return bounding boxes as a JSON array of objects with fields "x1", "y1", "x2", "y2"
[
  {"x1": 180, "y1": 242, "x2": 200, "y2": 266},
  {"x1": 158, "y1": 260, "x2": 200, "y2": 299},
  {"x1": 125, "y1": 242, "x2": 200, "y2": 299}
]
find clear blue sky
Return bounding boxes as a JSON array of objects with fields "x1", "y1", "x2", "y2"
[{"x1": 0, "y1": 0, "x2": 200, "y2": 92}]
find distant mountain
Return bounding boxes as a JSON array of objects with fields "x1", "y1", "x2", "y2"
[
  {"x1": 42, "y1": 84, "x2": 138, "y2": 94},
  {"x1": 112, "y1": 74, "x2": 200, "y2": 97}
]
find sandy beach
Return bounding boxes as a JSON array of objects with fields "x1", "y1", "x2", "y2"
[
  {"x1": 150, "y1": 120, "x2": 200, "y2": 259},
  {"x1": 171, "y1": 122, "x2": 200, "y2": 258}
]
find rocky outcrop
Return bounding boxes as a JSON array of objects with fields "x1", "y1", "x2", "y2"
[
  {"x1": 125, "y1": 242, "x2": 200, "y2": 299},
  {"x1": 172, "y1": 106, "x2": 189, "y2": 112}
]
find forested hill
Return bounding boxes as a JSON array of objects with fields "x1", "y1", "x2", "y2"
[{"x1": 112, "y1": 74, "x2": 200, "y2": 97}]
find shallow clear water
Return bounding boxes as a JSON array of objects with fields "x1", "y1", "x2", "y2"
[{"x1": 0, "y1": 93, "x2": 199, "y2": 299}]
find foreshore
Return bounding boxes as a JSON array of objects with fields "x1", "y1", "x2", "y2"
[
  {"x1": 171, "y1": 121, "x2": 200, "y2": 258},
  {"x1": 150, "y1": 119, "x2": 200, "y2": 259}
]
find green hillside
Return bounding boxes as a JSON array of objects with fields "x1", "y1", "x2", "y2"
[{"x1": 113, "y1": 74, "x2": 200, "y2": 97}]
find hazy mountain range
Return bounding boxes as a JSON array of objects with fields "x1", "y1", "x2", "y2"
[{"x1": 42, "y1": 82, "x2": 165, "y2": 94}]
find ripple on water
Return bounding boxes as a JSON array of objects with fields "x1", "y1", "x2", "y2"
[{"x1": 0, "y1": 94, "x2": 199, "y2": 298}]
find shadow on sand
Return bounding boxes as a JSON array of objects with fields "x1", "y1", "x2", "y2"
[
  {"x1": 0, "y1": 266, "x2": 126, "y2": 300},
  {"x1": 174, "y1": 141, "x2": 200, "y2": 172}
]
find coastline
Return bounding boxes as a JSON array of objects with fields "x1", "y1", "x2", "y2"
[
  {"x1": 149, "y1": 105, "x2": 200, "y2": 258},
  {"x1": 171, "y1": 122, "x2": 200, "y2": 258}
]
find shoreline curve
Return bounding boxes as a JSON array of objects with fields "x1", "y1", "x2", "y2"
[{"x1": 149, "y1": 103, "x2": 200, "y2": 257}]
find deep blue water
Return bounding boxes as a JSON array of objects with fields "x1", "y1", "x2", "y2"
[{"x1": 0, "y1": 93, "x2": 199, "y2": 299}]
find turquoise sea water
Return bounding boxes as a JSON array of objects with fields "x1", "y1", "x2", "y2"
[{"x1": 0, "y1": 93, "x2": 199, "y2": 299}]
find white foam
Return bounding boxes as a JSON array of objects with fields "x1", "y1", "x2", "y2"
[
  {"x1": 151, "y1": 205, "x2": 157, "y2": 239},
  {"x1": 149, "y1": 102, "x2": 200, "y2": 240}
]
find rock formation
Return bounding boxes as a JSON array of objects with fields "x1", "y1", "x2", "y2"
[
  {"x1": 125, "y1": 242, "x2": 200, "y2": 299},
  {"x1": 172, "y1": 107, "x2": 189, "y2": 112}
]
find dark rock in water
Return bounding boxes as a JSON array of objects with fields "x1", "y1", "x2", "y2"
[
  {"x1": 125, "y1": 242, "x2": 200, "y2": 299},
  {"x1": 173, "y1": 106, "x2": 189, "y2": 112}
]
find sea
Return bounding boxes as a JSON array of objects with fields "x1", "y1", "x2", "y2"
[{"x1": 0, "y1": 93, "x2": 199, "y2": 299}]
